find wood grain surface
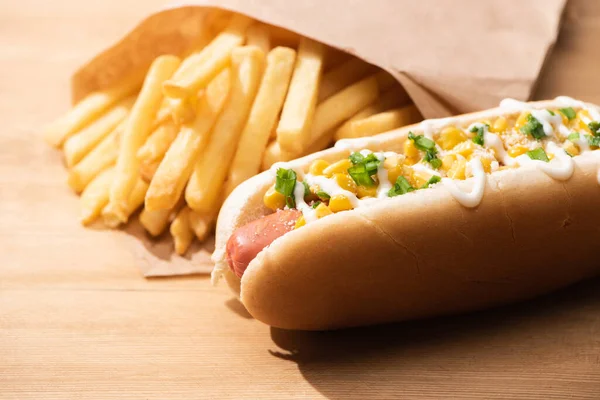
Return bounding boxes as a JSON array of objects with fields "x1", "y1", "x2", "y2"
[{"x1": 1, "y1": 1, "x2": 600, "y2": 399}]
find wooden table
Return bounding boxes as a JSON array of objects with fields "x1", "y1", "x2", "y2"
[{"x1": 2, "y1": 1, "x2": 600, "y2": 398}]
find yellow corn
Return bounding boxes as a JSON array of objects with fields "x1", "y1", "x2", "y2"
[
  {"x1": 383, "y1": 154, "x2": 399, "y2": 169},
  {"x1": 309, "y1": 159, "x2": 330, "y2": 176},
  {"x1": 333, "y1": 173, "x2": 357, "y2": 194},
  {"x1": 357, "y1": 184, "x2": 378, "y2": 198},
  {"x1": 412, "y1": 169, "x2": 432, "y2": 187},
  {"x1": 559, "y1": 112, "x2": 569, "y2": 127},
  {"x1": 576, "y1": 109, "x2": 592, "y2": 133},
  {"x1": 263, "y1": 186, "x2": 286, "y2": 210},
  {"x1": 478, "y1": 156, "x2": 493, "y2": 173},
  {"x1": 437, "y1": 126, "x2": 467, "y2": 150},
  {"x1": 329, "y1": 195, "x2": 353, "y2": 212},
  {"x1": 563, "y1": 140, "x2": 580, "y2": 156},
  {"x1": 491, "y1": 117, "x2": 508, "y2": 133},
  {"x1": 294, "y1": 215, "x2": 306, "y2": 229},
  {"x1": 453, "y1": 141, "x2": 476, "y2": 158},
  {"x1": 314, "y1": 203, "x2": 333, "y2": 219},
  {"x1": 403, "y1": 138, "x2": 420, "y2": 160},
  {"x1": 447, "y1": 158, "x2": 467, "y2": 180},
  {"x1": 515, "y1": 111, "x2": 530, "y2": 129},
  {"x1": 548, "y1": 152, "x2": 555, "y2": 161},
  {"x1": 323, "y1": 159, "x2": 353, "y2": 177},
  {"x1": 387, "y1": 165, "x2": 403, "y2": 185},
  {"x1": 441, "y1": 154, "x2": 457, "y2": 172},
  {"x1": 508, "y1": 145, "x2": 528, "y2": 158}
]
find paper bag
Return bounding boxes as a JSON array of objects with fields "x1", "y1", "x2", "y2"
[{"x1": 71, "y1": 0, "x2": 566, "y2": 276}]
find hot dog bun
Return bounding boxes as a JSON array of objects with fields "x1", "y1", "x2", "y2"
[{"x1": 213, "y1": 99, "x2": 600, "y2": 330}]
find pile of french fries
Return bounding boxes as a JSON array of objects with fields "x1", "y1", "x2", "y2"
[{"x1": 44, "y1": 14, "x2": 423, "y2": 256}]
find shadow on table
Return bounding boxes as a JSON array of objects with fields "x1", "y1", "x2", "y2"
[{"x1": 269, "y1": 278, "x2": 600, "y2": 399}]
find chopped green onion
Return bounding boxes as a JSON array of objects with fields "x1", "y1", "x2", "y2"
[
  {"x1": 547, "y1": 109, "x2": 555, "y2": 116},
  {"x1": 588, "y1": 121, "x2": 600, "y2": 136},
  {"x1": 567, "y1": 132, "x2": 581, "y2": 142},
  {"x1": 586, "y1": 134, "x2": 600, "y2": 147},
  {"x1": 348, "y1": 163, "x2": 375, "y2": 186},
  {"x1": 316, "y1": 191, "x2": 330, "y2": 200},
  {"x1": 520, "y1": 114, "x2": 546, "y2": 140},
  {"x1": 311, "y1": 201, "x2": 321, "y2": 209},
  {"x1": 421, "y1": 175, "x2": 441, "y2": 189},
  {"x1": 559, "y1": 107, "x2": 576, "y2": 120},
  {"x1": 408, "y1": 132, "x2": 436, "y2": 151},
  {"x1": 349, "y1": 152, "x2": 365, "y2": 164},
  {"x1": 347, "y1": 153, "x2": 381, "y2": 186},
  {"x1": 424, "y1": 150, "x2": 442, "y2": 169},
  {"x1": 470, "y1": 125, "x2": 486, "y2": 146},
  {"x1": 275, "y1": 168, "x2": 297, "y2": 208},
  {"x1": 526, "y1": 148, "x2": 550, "y2": 162},
  {"x1": 388, "y1": 176, "x2": 415, "y2": 197},
  {"x1": 302, "y1": 181, "x2": 310, "y2": 197}
]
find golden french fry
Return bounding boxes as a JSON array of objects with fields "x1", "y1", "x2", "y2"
[
  {"x1": 63, "y1": 96, "x2": 134, "y2": 168},
  {"x1": 225, "y1": 46, "x2": 296, "y2": 195},
  {"x1": 188, "y1": 209, "x2": 216, "y2": 241},
  {"x1": 110, "y1": 55, "x2": 180, "y2": 212},
  {"x1": 139, "y1": 207, "x2": 172, "y2": 237},
  {"x1": 261, "y1": 141, "x2": 293, "y2": 170},
  {"x1": 317, "y1": 58, "x2": 377, "y2": 103},
  {"x1": 79, "y1": 167, "x2": 115, "y2": 226},
  {"x1": 170, "y1": 206, "x2": 194, "y2": 255},
  {"x1": 306, "y1": 128, "x2": 335, "y2": 154},
  {"x1": 334, "y1": 89, "x2": 408, "y2": 139},
  {"x1": 145, "y1": 69, "x2": 231, "y2": 211},
  {"x1": 276, "y1": 38, "x2": 325, "y2": 154},
  {"x1": 246, "y1": 23, "x2": 271, "y2": 54},
  {"x1": 308, "y1": 74, "x2": 379, "y2": 148},
  {"x1": 169, "y1": 97, "x2": 197, "y2": 125},
  {"x1": 162, "y1": 14, "x2": 252, "y2": 99},
  {"x1": 44, "y1": 71, "x2": 144, "y2": 148},
  {"x1": 154, "y1": 98, "x2": 172, "y2": 127},
  {"x1": 137, "y1": 121, "x2": 179, "y2": 182},
  {"x1": 185, "y1": 46, "x2": 265, "y2": 213},
  {"x1": 67, "y1": 123, "x2": 123, "y2": 193},
  {"x1": 335, "y1": 105, "x2": 422, "y2": 140},
  {"x1": 103, "y1": 177, "x2": 149, "y2": 228}
]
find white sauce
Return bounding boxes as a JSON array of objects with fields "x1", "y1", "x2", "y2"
[
  {"x1": 442, "y1": 158, "x2": 486, "y2": 208},
  {"x1": 271, "y1": 96, "x2": 600, "y2": 224},
  {"x1": 515, "y1": 142, "x2": 574, "y2": 181}
]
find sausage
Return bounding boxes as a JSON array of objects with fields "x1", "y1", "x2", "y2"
[{"x1": 226, "y1": 209, "x2": 301, "y2": 278}]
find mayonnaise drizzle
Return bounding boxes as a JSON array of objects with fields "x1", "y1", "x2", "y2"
[
  {"x1": 271, "y1": 96, "x2": 600, "y2": 222},
  {"x1": 515, "y1": 142, "x2": 574, "y2": 181},
  {"x1": 442, "y1": 158, "x2": 486, "y2": 208}
]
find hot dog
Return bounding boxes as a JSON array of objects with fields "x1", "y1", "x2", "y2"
[{"x1": 213, "y1": 96, "x2": 600, "y2": 330}]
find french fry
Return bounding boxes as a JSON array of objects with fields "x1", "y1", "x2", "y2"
[
  {"x1": 44, "y1": 71, "x2": 144, "y2": 148},
  {"x1": 185, "y1": 46, "x2": 265, "y2": 213},
  {"x1": 63, "y1": 96, "x2": 134, "y2": 168},
  {"x1": 188, "y1": 209, "x2": 216, "y2": 241},
  {"x1": 154, "y1": 98, "x2": 172, "y2": 127},
  {"x1": 246, "y1": 23, "x2": 271, "y2": 54},
  {"x1": 169, "y1": 97, "x2": 197, "y2": 125},
  {"x1": 307, "y1": 74, "x2": 379, "y2": 148},
  {"x1": 145, "y1": 69, "x2": 231, "y2": 211},
  {"x1": 139, "y1": 207, "x2": 172, "y2": 237},
  {"x1": 162, "y1": 15, "x2": 252, "y2": 99},
  {"x1": 79, "y1": 167, "x2": 115, "y2": 226},
  {"x1": 317, "y1": 58, "x2": 377, "y2": 103},
  {"x1": 67, "y1": 123, "x2": 122, "y2": 193},
  {"x1": 170, "y1": 206, "x2": 194, "y2": 255},
  {"x1": 137, "y1": 121, "x2": 179, "y2": 182},
  {"x1": 110, "y1": 55, "x2": 180, "y2": 212},
  {"x1": 261, "y1": 141, "x2": 292, "y2": 170},
  {"x1": 225, "y1": 46, "x2": 296, "y2": 195},
  {"x1": 335, "y1": 105, "x2": 422, "y2": 140},
  {"x1": 276, "y1": 38, "x2": 325, "y2": 154},
  {"x1": 102, "y1": 177, "x2": 149, "y2": 228}
]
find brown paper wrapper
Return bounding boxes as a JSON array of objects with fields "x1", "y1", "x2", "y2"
[{"x1": 71, "y1": 0, "x2": 566, "y2": 276}]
